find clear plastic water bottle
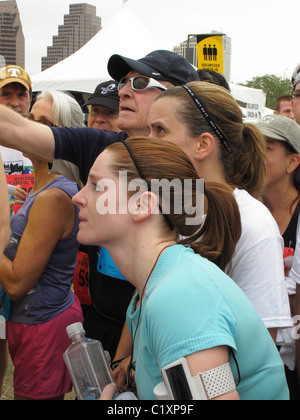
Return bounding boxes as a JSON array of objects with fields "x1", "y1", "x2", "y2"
[
  {"x1": 7, "y1": 184, "x2": 17, "y2": 196},
  {"x1": 64, "y1": 322, "x2": 137, "y2": 401}
]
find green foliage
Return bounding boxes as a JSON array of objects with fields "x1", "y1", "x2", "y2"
[{"x1": 241, "y1": 74, "x2": 293, "y2": 110}]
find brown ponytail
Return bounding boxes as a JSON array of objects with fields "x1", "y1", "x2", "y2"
[
  {"x1": 108, "y1": 138, "x2": 241, "y2": 271},
  {"x1": 226, "y1": 123, "x2": 266, "y2": 198},
  {"x1": 179, "y1": 182, "x2": 241, "y2": 271}
]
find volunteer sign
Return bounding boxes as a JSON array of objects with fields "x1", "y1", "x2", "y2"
[{"x1": 197, "y1": 34, "x2": 224, "y2": 74}]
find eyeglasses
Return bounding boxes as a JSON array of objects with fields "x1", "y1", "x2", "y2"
[
  {"x1": 293, "y1": 90, "x2": 300, "y2": 99},
  {"x1": 25, "y1": 113, "x2": 56, "y2": 127},
  {"x1": 118, "y1": 75, "x2": 168, "y2": 92}
]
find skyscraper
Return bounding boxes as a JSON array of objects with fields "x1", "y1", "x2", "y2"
[
  {"x1": 42, "y1": 3, "x2": 102, "y2": 71},
  {"x1": 0, "y1": 0, "x2": 25, "y2": 68}
]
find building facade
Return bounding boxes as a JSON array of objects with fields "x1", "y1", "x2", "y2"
[
  {"x1": 0, "y1": 0, "x2": 25, "y2": 68},
  {"x1": 42, "y1": 3, "x2": 102, "y2": 71}
]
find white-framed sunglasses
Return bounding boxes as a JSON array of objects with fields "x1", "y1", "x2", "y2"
[{"x1": 118, "y1": 75, "x2": 168, "y2": 92}]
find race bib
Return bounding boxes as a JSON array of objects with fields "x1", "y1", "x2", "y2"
[{"x1": 73, "y1": 251, "x2": 92, "y2": 307}]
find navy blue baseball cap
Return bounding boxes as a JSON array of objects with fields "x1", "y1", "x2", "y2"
[{"x1": 108, "y1": 50, "x2": 199, "y2": 86}]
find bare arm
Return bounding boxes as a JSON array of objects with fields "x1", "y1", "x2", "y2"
[
  {"x1": 0, "y1": 188, "x2": 76, "y2": 300},
  {"x1": 113, "y1": 322, "x2": 133, "y2": 362},
  {"x1": 111, "y1": 322, "x2": 133, "y2": 391},
  {"x1": 268, "y1": 328, "x2": 278, "y2": 343},
  {"x1": 0, "y1": 104, "x2": 55, "y2": 162},
  {"x1": 106, "y1": 347, "x2": 239, "y2": 400},
  {"x1": 186, "y1": 346, "x2": 240, "y2": 400}
]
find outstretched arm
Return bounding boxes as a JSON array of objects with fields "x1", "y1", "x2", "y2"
[{"x1": 0, "y1": 105, "x2": 55, "y2": 163}]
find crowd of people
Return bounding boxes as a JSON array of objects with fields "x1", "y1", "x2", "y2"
[{"x1": 0, "y1": 49, "x2": 300, "y2": 400}]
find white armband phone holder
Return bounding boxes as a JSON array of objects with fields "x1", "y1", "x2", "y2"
[{"x1": 154, "y1": 357, "x2": 236, "y2": 400}]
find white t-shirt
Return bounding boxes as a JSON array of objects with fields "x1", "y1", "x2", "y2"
[
  {"x1": 0, "y1": 146, "x2": 33, "y2": 175},
  {"x1": 288, "y1": 222, "x2": 300, "y2": 291},
  {"x1": 227, "y1": 189, "x2": 292, "y2": 330}
]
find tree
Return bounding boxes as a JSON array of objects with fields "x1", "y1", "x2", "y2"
[{"x1": 241, "y1": 74, "x2": 292, "y2": 110}]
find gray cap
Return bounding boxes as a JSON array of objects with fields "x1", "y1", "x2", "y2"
[{"x1": 256, "y1": 114, "x2": 300, "y2": 153}]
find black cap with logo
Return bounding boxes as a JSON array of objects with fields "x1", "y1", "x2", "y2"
[{"x1": 84, "y1": 80, "x2": 120, "y2": 111}]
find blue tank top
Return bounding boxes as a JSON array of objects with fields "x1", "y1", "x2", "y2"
[{"x1": 8, "y1": 177, "x2": 79, "y2": 324}]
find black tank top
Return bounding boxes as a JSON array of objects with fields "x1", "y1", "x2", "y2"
[{"x1": 283, "y1": 200, "x2": 300, "y2": 249}]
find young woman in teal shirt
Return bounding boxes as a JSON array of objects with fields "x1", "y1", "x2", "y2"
[{"x1": 73, "y1": 137, "x2": 289, "y2": 400}]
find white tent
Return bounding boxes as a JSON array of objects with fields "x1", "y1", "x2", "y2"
[
  {"x1": 31, "y1": 5, "x2": 168, "y2": 93},
  {"x1": 31, "y1": 3, "x2": 268, "y2": 120},
  {"x1": 230, "y1": 83, "x2": 267, "y2": 121},
  {"x1": 230, "y1": 83, "x2": 266, "y2": 111}
]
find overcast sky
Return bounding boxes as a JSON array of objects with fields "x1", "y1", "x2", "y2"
[{"x1": 7, "y1": 0, "x2": 299, "y2": 84}]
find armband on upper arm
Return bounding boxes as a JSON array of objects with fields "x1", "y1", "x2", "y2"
[
  {"x1": 198, "y1": 362, "x2": 236, "y2": 400},
  {"x1": 157, "y1": 358, "x2": 237, "y2": 400}
]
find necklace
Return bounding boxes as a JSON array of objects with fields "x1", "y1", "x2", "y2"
[{"x1": 127, "y1": 244, "x2": 171, "y2": 390}]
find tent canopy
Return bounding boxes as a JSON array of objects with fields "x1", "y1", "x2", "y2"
[
  {"x1": 229, "y1": 83, "x2": 266, "y2": 113},
  {"x1": 31, "y1": 5, "x2": 168, "y2": 93},
  {"x1": 31, "y1": 4, "x2": 267, "y2": 119}
]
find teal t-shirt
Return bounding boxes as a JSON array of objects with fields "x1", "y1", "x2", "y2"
[{"x1": 127, "y1": 245, "x2": 289, "y2": 400}]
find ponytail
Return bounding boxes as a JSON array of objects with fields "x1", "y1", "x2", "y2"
[
  {"x1": 179, "y1": 182, "x2": 241, "y2": 271},
  {"x1": 225, "y1": 123, "x2": 266, "y2": 199}
]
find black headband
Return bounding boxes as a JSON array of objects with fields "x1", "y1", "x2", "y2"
[
  {"x1": 182, "y1": 85, "x2": 232, "y2": 154},
  {"x1": 120, "y1": 140, "x2": 174, "y2": 231}
]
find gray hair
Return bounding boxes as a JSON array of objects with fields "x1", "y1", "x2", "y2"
[{"x1": 35, "y1": 90, "x2": 85, "y2": 128}]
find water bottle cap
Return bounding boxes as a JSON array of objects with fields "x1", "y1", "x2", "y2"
[
  {"x1": 66, "y1": 322, "x2": 85, "y2": 339},
  {"x1": 7, "y1": 184, "x2": 17, "y2": 195}
]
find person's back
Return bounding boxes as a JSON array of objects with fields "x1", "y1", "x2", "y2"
[{"x1": 128, "y1": 245, "x2": 289, "y2": 400}]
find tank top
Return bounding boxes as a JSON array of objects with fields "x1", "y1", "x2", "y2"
[
  {"x1": 283, "y1": 200, "x2": 300, "y2": 278},
  {"x1": 8, "y1": 177, "x2": 79, "y2": 324}
]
